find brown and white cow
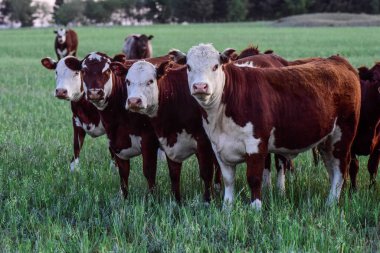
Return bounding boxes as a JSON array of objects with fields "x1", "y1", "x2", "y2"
[
  {"x1": 172, "y1": 44, "x2": 360, "y2": 210},
  {"x1": 122, "y1": 34, "x2": 153, "y2": 59},
  {"x1": 64, "y1": 52, "x2": 170, "y2": 198},
  {"x1": 350, "y1": 63, "x2": 380, "y2": 189},
  {"x1": 109, "y1": 60, "x2": 221, "y2": 202},
  {"x1": 41, "y1": 56, "x2": 114, "y2": 171},
  {"x1": 54, "y1": 28, "x2": 78, "y2": 60}
]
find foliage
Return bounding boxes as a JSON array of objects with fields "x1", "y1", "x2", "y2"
[
  {"x1": 54, "y1": 1, "x2": 85, "y2": 26},
  {"x1": 2, "y1": 0, "x2": 36, "y2": 27}
]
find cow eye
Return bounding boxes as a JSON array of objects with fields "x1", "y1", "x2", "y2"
[
  {"x1": 126, "y1": 79, "x2": 130, "y2": 86},
  {"x1": 212, "y1": 64, "x2": 218, "y2": 71},
  {"x1": 187, "y1": 64, "x2": 191, "y2": 72},
  {"x1": 147, "y1": 80, "x2": 154, "y2": 85}
]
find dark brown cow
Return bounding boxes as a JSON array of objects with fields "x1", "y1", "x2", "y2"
[
  {"x1": 350, "y1": 63, "x2": 380, "y2": 189},
  {"x1": 64, "y1": 52, "x2": 167, "y2": 197},
  {"x1": 172, "y1": 44, "x2": 360, "y2": 210},
  {"x1": 122, "y1": 34, "x2": 153, "y2": 59},
  {"x1": 109, "y1": 61, "x2": 221, "y2": 202},
  {"x1": 41, "y1": 56, "x2": 114, "y2": 171},
  {"x1": 54, "y1": 28, "x2": 78, "y2": 60}
]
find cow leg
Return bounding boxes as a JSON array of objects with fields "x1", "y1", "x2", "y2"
[
  {"x1": 349, "y1": 153, "x2": 359, "y2": 191},
  {"x1": 141, "y1": 137, "x2": 159, "y2": 192},
  {"x1": 312, "y1": 148, "x2": 320, "y2": 166},
  {"x1": 213, "y1": 154, "x2": 236, "y2": 206},
  {"x1": 108, "y1": 147, "x2": 118, "y2": 170},
  {"x1": 367, "y1": 145, "x2": 380, "y2": 188},
  {"x1": 275, "y1": 154, "x2": 286, "y2": 194},
  {"x1": 212, "y1": 154, "x2": 222, "y2": 192},
  {"x1": 166, "y1": 158, "x2": 182, "y2": 202},
  {"x1": 246, "y1": 153, "x2": 266, "y2": 210},
  {"x1": 195, "y1": 152, "x2": 213, "y2": 202},
  {"x1": 262, "y1": 154, "x2": 272, "y2": 188},
  {"x1": 115, "y1": 157, "x2": 130, "y2": 198},
  {"x1": 71, "y1": 119, "x2": 85, "y2": 172}
]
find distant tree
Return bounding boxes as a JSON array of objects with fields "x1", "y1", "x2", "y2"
[
  {"x1": 2, "y1": 0, "x2": 36, "y2": 27},
  {"x1": 173, "y1": 0, "x2": 213, "y2": 22},
  {"x1": 212, "y1": 0, "x2": 228, "y2": 21},
  {"x1": 55, "y1": 1, "x2": 85, "y2": 25},
  {"x1": 226, "y1": 0, "x2": 249, "y2": 21},
  {"x1": 33, "y1": 1, "x2": 51, "y2": 25},
  {"x1": 84, "y1": 0, "x2": 116, "y2": 24},
  {"x1": 53, "y1": 0, "x2": 64, "y2": 23},
  {"x1": 145, "y1": 0, "x2": 173, "y2": 23}
]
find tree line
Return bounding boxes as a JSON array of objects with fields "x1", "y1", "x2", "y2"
[{"x1": 1, "y1": 0, "x2": 380, "y2": 27}]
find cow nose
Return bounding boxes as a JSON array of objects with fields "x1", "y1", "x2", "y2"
[
  {"x1": 87, "y1": 89, "x2": 104, "y2": 101},
  {"x1": 55, "y1": 88, "x2": 68, "y2": 99},
  {"x1": 193, "y1": 82, "x2": 208, "y2": 93},
  {"x1": 128, "y1": 97, "x2": 142, "y2": 108}
]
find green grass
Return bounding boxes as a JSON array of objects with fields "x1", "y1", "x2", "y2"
[{"x1": 1, "y1": 23, "x2": 380, "y2": 252}]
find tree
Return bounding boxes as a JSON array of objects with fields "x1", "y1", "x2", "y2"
[
  {"x1": 84, "y1": 0, "x2": 116, "y2": 24},
  {"x1": 2, "y1": 0, "x2": 36, "y2": 27},
  {"x1": 33, "y1": 1, "x2": 52, "y2": 26},
  {"x1": 226, "y1": 0, "x2": 249, "y2": 21},
  {"x1": 53, "y1": 0, "x2": 64, "y2": 23},
  {"x1": 173, "y1": 0, "x2": 213, "y2": 22},
  {"x1": 55, "y1": 1, "x2": 85, "y2": 25},
  {"x1": 145, "y1": 0, "x2": 173, "y2": 23}
]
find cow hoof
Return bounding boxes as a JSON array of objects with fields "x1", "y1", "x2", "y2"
[
  {"x1": 250, "y1": 199, "x2": 262, "y2": 211},
  {"x1": 70, "y1": 158, "x2": 79, "y2": 172}
]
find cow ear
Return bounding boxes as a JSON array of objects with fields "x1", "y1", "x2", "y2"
[
  {"x1": 53, "y1": 30, "x2": 57, "y2": 34},
  {"x1": 41, "y1": 57, "x2": 57, "y2": 70},
  {"x1": 65, "y1": 57, "x2": 82, "y2": 71},
  {"x1": 168, "y1": 49, "x2": 186, "y2": 65},
  {"x1": 264, "y1": 49, "x2": 274, "y2": 54},
  {"x1": 156, "y1": 61, "x2": 171, "y2": 80},
  {"x1": 220, "y1": 48, "x2": 236, "y2": 64},
  {"x1": 148, "y1": 35, "x2": 154, "y2": 40},
  {"x1": 112, "y1": 53, "x2": 127, "y2": 63},
  {"x1": 110, "y1": 62, "x2": 129, "y2": 76},
  {"x1": 358, "y1": 66, "x2": 372, "y2": 80}
]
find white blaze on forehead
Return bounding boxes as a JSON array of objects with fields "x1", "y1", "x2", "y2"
[
  {"x1": 234, "y1": 62, "x2": 256, "y2": 68},
  {"x1": 187, "y1": 43, "x2": 220, "y2": 70},
  {"x1": 88, "y1": 52, "x2": 105, "y2": 62},
  {"x1": 127, "y1": 61, "x2": 157, "y2": 81},
  {"x1": 55, "y1": 56, "x2": 83, "y2": 101},
  {"x1": 57, "y1": 28, "x2": 66, "y2": 36}
]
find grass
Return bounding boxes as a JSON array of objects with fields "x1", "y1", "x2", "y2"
[{"x1": 1, "y1": 23, "x2": 380, "y2": 252}]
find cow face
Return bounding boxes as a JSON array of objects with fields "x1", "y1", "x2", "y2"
[
  {"x1": 135, "y1": 34, "x2": 153, "y2": 57},
  {"x1": 172, "y1": 44, "x2": 234, "y2": 106},
  {"x1": 124, "y1": 61, "x2": 160, "y2": 117},
  {"x1": 359, "y1": 63, "x2": 380, "y2": 102},
  {"x1": 80, "y1": 52, "x2": 113, "y2": 110},
  {"x1": 41, "y1": 56, "x2": 83, "y2": 101},
  {"x1": 54, "y1": 28, "x2": 67, "y2": 44}
]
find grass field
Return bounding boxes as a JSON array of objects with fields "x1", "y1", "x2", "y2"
[{"x1": 1, "y1": 23, "x2": 380, "y2": 252}]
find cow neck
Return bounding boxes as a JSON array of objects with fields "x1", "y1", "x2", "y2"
[
  {"x1": 102, "y1": 73, "x2": 125, "y2": 114},
  {"x1": 360, "y1": 80, "x2": 380, "y2": 126}
]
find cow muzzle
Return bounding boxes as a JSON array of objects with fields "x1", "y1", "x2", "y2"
[
  {"x1": 55, "y1": 88, "x2": 68, "y2": 99},
  {"x1": 127, "y1": 97, "x2": 143, "y2": 111},
  {"x1": 87, "y1": 89, "x2": 105, "y2": 101},
  {"x1": 192, "y1": 82, "x2": 210, "y2": 95}
]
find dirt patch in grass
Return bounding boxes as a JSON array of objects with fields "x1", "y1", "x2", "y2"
[{"x1": 273, "y1": 13, "x2": 380, "y2": 27}]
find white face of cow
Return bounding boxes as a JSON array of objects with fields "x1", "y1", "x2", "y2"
[
  {"x1": 56, "y1": 28, "x2": 67, "y2": 44},
  {"x1": 186, "y1": 44, "x2": 225, "y2": 107},
  {"x1": 55, "y1": 56, "x2": 83, "y2": 101},
  {"x1": 125, "y1": 61, "x2": 159, "y2": 117}
]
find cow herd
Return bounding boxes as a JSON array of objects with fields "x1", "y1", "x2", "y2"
[{"x1": 41, "y1": 28, "x2": 380, "y2": 210}]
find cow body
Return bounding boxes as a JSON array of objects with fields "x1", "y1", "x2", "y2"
[
  {"x1": 122, "y1": 34, "x2": 153, "y2": 59},
  {"x1": 41, "y1": 56, "x2": 111, "y2": 171},
  {"x1": 54, "y1": 28, "x2": 78, "y2": 60},
  {"x1": 177, "y1": 44, "x2": 360, "y2": 209},
  {"x1": 119, "y1": 61, "x2": 220, "y2": 201},
  {"x1": 350, "y1": 63, "x2": 380, "y2": 188}
]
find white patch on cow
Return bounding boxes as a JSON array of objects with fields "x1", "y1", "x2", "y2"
[
  {"x1": 88, "y1": 77, "x2": 112, "y2": 110},
  {"x1": 102, "y1": 62, "x2": 110, "y2": 73},
  {"x1": 157, "y1": 149, "x2": 167, "y2": 161},
  {"x1": 55, "y1": 56, "x2": 83, "y2": 101},
  {"x1": 277, "y1": 161, "x2": 286, "y2": 193},
  {"x1": 57, "y1": 48, "x2": 68, "y2": 58},
  {"x1": 125, "y1": 61, "x2": 159, "y2": 117},
  {"x1": 56, "y1": 28, "x2": 66, "y2": 44},
  {"x1": 115, "y1": 135, "x2": 142, "y2": 159},
  {"x1": 234, "y1": 62, "x2": 256, "y2": 68},
  {"x1": 262, "y1": 168, "x2": 272, "y2": 188},
  {"x1": 70, "y1": 158, "x2": 79, "y2": 172},
  {"x1": 158, "y1": 129, "x2": 197, "y2": 163},
  {"x1": 73, "y1": 117, "x2": 105, "y2": 137},
  {"x1": 88, "y1": 52, "x2": 104, "y2": 62},
  {"x1": 251, "y1": 199, "x2": 262, "y2": 211}
]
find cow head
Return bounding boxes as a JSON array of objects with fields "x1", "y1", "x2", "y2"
[
  {"x1": 54, "y1": 28, "x2": 67, "y2": 44},
  {"x1": 134, "y1": 34, "x2": 153, "y2": 57},
  {"x1": 358, "y1": 63, "x2": 380, "y2": 100},
  {"x1": 41, "y1": 56, "x2": 83, "y2": 101},
  {"x1": 169, "y1": 44, "x2": 235, "y2": 107}
]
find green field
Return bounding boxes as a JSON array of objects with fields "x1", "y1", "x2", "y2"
[{"x1": 1, "y1": 23, "x2": 380, "y2": 252}]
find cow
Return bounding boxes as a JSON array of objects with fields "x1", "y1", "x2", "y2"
[
  {"x1": 40, "y1": 56, "x2": 114, "y2": 172},
  {"x1": 350, "y1": 63, "x2": 380, "y2": 189},
  {"x1": 171, "y1": 44, "x2": 360, "y2": 210},
  {"x1": 122, "y1": 34, "x2": 154, "y2": 59},
  {"x1": 64, "y1": 52, "x2": 170, "y2": 198},
  {"x1": 109, "y1": 60, "x2": 221, "y2": 202},
  {"x1": 54, "y1": 28, "x2": 78, "y2": 60}
]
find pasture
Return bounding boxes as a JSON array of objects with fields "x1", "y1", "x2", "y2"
[{"x1": 1, "y1": 23, "x2": 380, "y2": 252}]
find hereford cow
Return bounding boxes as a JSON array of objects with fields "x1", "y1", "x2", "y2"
[
  {"x1": 171, "y1": 44, "x2": 360, "y2": 210},
  {"x1": 41, "y1": 56, "x2": 114, "y2": 171},
  {"x1": 109, "y1": 60, "x2": 221, "y2": 202},
  {"x1": 64, "y1": 52, "x2": 171, "y2": 198},
  {"x1": 122, "y1": 34, "x2": 153, "y2": 59},
  {"x1": 54, "y1": 28, "x2": 78, "y2": 60},
  {"x1": 350, "y1": 63, "x2": 380, "y2": 189}
]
